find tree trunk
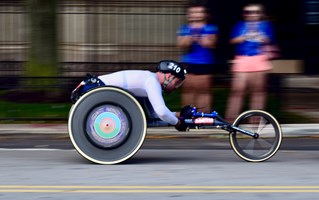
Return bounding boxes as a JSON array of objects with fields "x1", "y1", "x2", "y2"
[
  {"x1": 21, "y1": 0, "x2": 63, "y2": 102},
  {"x1": 25, "y1": 0, "x2": 58, "y2": 87}
]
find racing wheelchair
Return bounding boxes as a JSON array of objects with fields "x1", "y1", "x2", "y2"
[{"x1": 68, "y1": 76, "x2": 282, "y2": 164}]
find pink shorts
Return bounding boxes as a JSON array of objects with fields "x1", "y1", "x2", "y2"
[{"x1": 232, "y1": 55, "x2": 272, "y2": 72}]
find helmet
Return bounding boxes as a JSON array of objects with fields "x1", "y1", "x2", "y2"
[{"x1": 156, "y1": 60, "x2": 187, "y2": 80}]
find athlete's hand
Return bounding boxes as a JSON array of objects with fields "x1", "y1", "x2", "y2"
[
  {"x1": 180, "y1": 105, "x2": 194, "y2": 118},
  {"x1": 175, "y1": 119, "x2": 188, "y2": 132}
]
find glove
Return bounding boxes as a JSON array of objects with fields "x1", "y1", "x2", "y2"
[
  {"x1": 180, "y1": 105, "x2": 194, "y2": 119},
  {"x1": 175, "y1": 119, "x2": 188, "y2": 132},
  {"x1": 175, "y1": 105, "x2": 193, "y2": 131}
]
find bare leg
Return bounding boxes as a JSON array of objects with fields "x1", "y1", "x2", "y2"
[
  {"x1": 193, "y1": 74, "x2": 212, "y2": 112},
  {"x1": 181, "y1": 74, "x2": 195, "y2": 106},
  {"x1": 225, "y1": 72, "x2": 249, "y2": 122},
  {"x1": 181, "y1": 74, "x2": 213, "y2": 112},
  {"x1": 249, "y1": 71, "x2": 268, "y2": 110}
]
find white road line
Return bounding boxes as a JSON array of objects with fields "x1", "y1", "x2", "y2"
[{"x1": 0, "y1": 148, "x2": 75, "y2": 151}]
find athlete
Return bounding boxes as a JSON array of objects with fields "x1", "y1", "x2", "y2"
[{"x1": 70, "y1": 60, "x2": 189, "y2": 131}]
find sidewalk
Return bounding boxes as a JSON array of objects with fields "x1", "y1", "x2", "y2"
[
  {"x1": 0, "y1": 123, "x2": 318, "y2": 138},
  {"x1": 282, "y1": 75, "x2": 319, "y2": 122}
]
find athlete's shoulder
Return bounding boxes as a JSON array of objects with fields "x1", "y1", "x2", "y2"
[
  {"x1": 124, "y1": 70, "x2": 157, "y2": 81},
  {"x1": 142, "y1": 71, "x2": 159, "y2": 85}
]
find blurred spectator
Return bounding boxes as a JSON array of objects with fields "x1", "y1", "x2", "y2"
[
  {"x1": 177, "y1": 3, "x2": 218, "y2": 112},
  {"x1": 225, "y1": 3, "x2": 276, "y2": 122}
]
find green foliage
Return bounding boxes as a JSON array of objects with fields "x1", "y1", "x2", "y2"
[{"x1": 0, "y1": 100, "x2": 71, "y2": 122}]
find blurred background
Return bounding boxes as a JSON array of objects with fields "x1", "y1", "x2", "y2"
[{"x1": 0, "y1": 0, "x2": 319, "y2": 123}]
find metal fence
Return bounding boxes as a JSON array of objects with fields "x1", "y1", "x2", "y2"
[{"x1": 0, "y1": 0, "x2": 188, "y2": 77}]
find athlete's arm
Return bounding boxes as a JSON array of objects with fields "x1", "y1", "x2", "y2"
[{"x1": 144, "y1": 77, "x2": 178, "y2": 125}]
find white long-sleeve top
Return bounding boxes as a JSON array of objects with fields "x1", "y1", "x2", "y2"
[{"x1": 98, "y1": 70, "x2": 178, "y2": 125}]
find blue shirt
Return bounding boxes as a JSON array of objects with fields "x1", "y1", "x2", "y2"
[
  {"x1": 231, "y1": 21, "x2": 275, "y2": 56},
  {"x1": 178, "y1": 24, "x2": 218, "y2": 64}
]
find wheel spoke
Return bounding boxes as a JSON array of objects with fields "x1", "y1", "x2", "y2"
[
  {"x1": 243, "y1": 139, "x2": 256, "y2": 149},
  {"x1": 258, "y1": 124, "x2": 275, "y2": 138},
  {"x1": 256, "y1": 137, "x2": 273, "y2": 149},
  {"x1": 257, "y1": 117, "x2": 268, "y2": 133}
]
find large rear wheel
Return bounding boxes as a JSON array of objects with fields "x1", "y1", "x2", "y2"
[{"x1": 68, "y1": 87, "x2": 147, "y2": 164}]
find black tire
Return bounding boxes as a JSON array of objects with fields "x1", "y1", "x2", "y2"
[
  {"x1": 68, "y1": 87, "x2": 147, "y2": 164},
  {"x1": 229, "y1": 110, "x2": 282, "y2": 162}
]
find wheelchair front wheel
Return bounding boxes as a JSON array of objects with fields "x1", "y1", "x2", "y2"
[{"x1": 229, "y1": 110, "x2": 282, "y2": 162}]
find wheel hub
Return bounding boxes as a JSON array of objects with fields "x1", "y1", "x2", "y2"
[{"x1": 86, "y1": 105, "x2": 130, "y2": 148}]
